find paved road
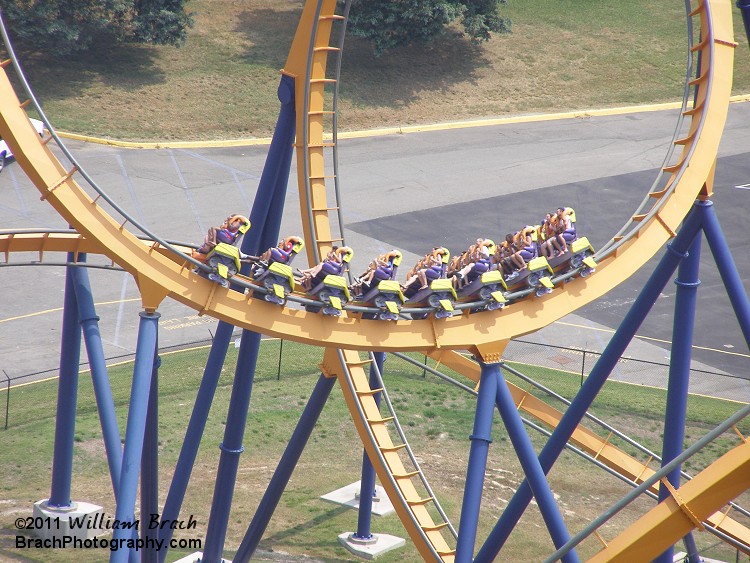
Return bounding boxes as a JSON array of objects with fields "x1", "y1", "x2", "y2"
[{"x1": 1, "y1": 102, "x2": 749, "y2": 392}]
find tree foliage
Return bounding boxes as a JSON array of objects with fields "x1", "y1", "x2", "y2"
[
  {"x1": 346, "y1": 0, "x2": 511, "y2": 55},
  {"x1": 0, "y1": 0, "x2": 193, "y2": 56}
]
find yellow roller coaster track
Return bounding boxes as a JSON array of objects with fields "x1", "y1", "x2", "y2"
[
  {"x1": 0, "y1": 0, "x2": 736, "y2": 355},
  {"x1": 323, "y1": 348, "x2": 458, "y2": 561},
  {"x1": 0, "y1": 0, "x2": 742, "y2": 560},
  {"x1": 8, "y1": 229, "x2": 748, "y2": 558},
  {"x1": 428, "y1": 349, "x2": 750, "y2": 556}
]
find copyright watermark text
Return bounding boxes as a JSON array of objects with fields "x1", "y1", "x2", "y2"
[
  {"x1": 13, "y1": 513, "x2": 201, "y2": 553},
  {"x1": 16, "y1": 535, "x2": 202, "y2": 552}
]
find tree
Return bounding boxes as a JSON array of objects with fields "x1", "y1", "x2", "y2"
[
  {"x1": 0, "y1": 0, "x2": 193, "y2": 56},
  {"x1": 345, "y1": 0, "x2": 511, "y2": 55},
  {"x1": 131, "y1": 0, "x2": 193, "y2": 46}
]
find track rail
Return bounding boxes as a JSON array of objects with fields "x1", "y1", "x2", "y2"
[
  {"x1": 323, "y1": 348, "x2": 456, "y2": 561},
  {"x1": 0, "y1": 2, "x2": 741, "y2": 558},
  {"x1": 587, "y1": 440, "x2": 750, "y2": 561},
  {"x1": 285, "y1": 0, "x2": 351, "y2": 266},
  {"x1": 12, "y1": 229, "x2": 749, "y2": 556},
  {"x1": 428, "y1": 349, "x2": 750, "y2": 554},
  {"x1": 0, "y1": 0, "x2": 736, "y2": 353}
]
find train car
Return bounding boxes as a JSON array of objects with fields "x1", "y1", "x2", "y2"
[
  {"x1": 194, "y1": 242, "x2": 247, "y2": 288},
  {"x1": 301, "y1": 247, "x2": 354, "y2": 316},
  {"x1": 403, "y1": 247, "x2": 458, "y2": 319},
  {"x1": 354, "y1": 250, "x2": 404, "y2": 321},
  {"x1": 503, "y1": 256, "x2": 556, "y2": 298},
  {"x1": 406, "y1": 278, "x2": 457, "y2": 320},
  {"x1": 546, "y1": 236, "x2": 597, "y2": 278},
  {"x1": 457, "y1": 269, "x2": 507, "y2": 311},
  {"x1": 252, "y1": 237, "x2": 305, "y2": 305}
]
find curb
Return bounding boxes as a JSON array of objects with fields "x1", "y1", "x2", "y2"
[{"x1": 57, "y1": 94, "x2": 750, "y2": 150}]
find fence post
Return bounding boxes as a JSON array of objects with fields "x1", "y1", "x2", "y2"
[
  {"x1": 581, "y1": 352, "x2": 586, "y2": 388},
  {"x1": 3, "y1": 369, "x2": 9, "y2": 430},
  {"x1": 277, "y1": 339, "x2": 283, "y2": 380}
]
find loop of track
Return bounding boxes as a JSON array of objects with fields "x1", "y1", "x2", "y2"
[
  {"x1": 0, "y1": 0, "x2": 736, "y2": 354},
  {"x1": 1, "y1": 0, "x2": 746, "y2": 560}
]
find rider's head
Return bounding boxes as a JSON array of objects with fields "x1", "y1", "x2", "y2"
[{"x1": 227, "y1": 215, "x2": 251, "y2": 234}]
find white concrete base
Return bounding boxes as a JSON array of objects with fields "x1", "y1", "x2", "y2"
[
  {"x1": 172, "y1": 553, "x2": 203, "y2": 563},
  {"x1": 172, "y1": 552, "x2": 232, "y2": 563},
  {"x1": 338, "y1": 532, "x2": 405, "y2": 560},
  {"x1": 33, "y1": 499, "x2": 104, "y2": 541},
  {"x1": 320, "y1": 481, "x2": 395, "y2": 516},
  {"x1": 673, "y1": 553, "x2": 726, "y2": 563}
]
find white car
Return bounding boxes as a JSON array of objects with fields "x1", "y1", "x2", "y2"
[{"x1": 0, "y1": 118, "x2": 45, "y2": 173}]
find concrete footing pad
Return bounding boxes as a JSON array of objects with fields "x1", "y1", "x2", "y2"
[
  {"x1": 320, "y1": 480, "x2": 395, "y2": 516},
  {"x1": 172, "y1": 553, "x2": 204, "y2": 563},
  {"x1": 338, "y1": 532, "x2": 405, "y2": 560},
  {"x1": 673, "y1": 553, "x2": 727, "y2": 563},
  {"x1": 32, "y1": 499, "x2": 104, "y2": 541}
]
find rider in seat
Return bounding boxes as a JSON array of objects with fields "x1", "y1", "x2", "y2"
[
  {"x1": 351, "y1": 250, "x2": 400, "y2": 297},
  {"x1": 192, "y1": 214, "x2": 250, "y2": 260},
  {"x1": 252, "y1": 236, "x2": 304, "y2": 276},
  {"x1": 449, "y1": 238, "x2": 494, "y2": 289},
  {"x1": 401, "y1": 247, "x2": 448, "y2": 294},
  {"x1": 504, "y1": 230, "x2": 531, "y2": 279},
  {"x1": 297, "y1": 246, "x2": 353, "y2": 291},
  {"x1": 540, "y1": 212, "x2": 566, "y2": 258},
  {"x1": 556, "y1": 206, "x2": 578, "y2": 246}
]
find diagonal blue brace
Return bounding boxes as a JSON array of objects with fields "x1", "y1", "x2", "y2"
[
  {"x1": 202, "y1": 330, "x2": 261, "y2": 563},
  {"x1": 158, "y1": 321, "x2": 234, "y2": 560},
  {"x1": 700, "y1": 200, "x2": 750, "y2": 349},
  {"x1": 475, "y1": 201, "x2": 704, "y2": 562},
  {"x1": 233, "y1": 373, "x2": 336, "y2": 562},
  {"x1": 72, "y1": 263, "x2": 124, "y2": 497},
  {"x1": 494, "y1": 363, "x2": 579, "y2": 562},
  {"x1": 201, "y1": 73, "x2": 296, "y2": 563}
]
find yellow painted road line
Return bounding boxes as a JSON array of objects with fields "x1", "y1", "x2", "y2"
[
  {"x1": 0, "y1": 297, "x2": 141, "y2": 323},
  {"x1": 557, "y1": 320, "x2": 750, "y2": 359}
]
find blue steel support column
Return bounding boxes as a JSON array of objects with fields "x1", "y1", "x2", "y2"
[
  {"x1": 110, "y1": 311, "x2": 160, "y2": 563},
  {"x1": 202, "y1": 72, "x2": 296, "y2": 563},
  {"x1": 233, "y1": 373, "x2": 337, "y2": 562},
  {"x1": 475, "y1": 202, "x2": 704, "y2": 562},
  {"x1": 354, "y1": 352, "x2": 386, "y2": 540},
  {"x1": 141, "y1": 345, "x2": 161, "y2": 563},
  {"x1": 738, "y1": 0, "x2": 750, "y2": 47},
  {"x1": 73, "y1": 266, "x2": 123, "y2": 497},
  {"x1": 455, "y1": 361, "x2": 498, "y2": 563},
  {"x1": 48, "y1": 256, "x2": 83, "y2": 509},
  {"x1": 158, "y1": 321, "x2": 233, "y2": 560},
  {"x1": 161, "y1": 72, "x2": 296, "y2": 563},
  {"x1": 493, "y1": 364, "x2": 579, "y2": 562},
  {"x1": 701, "y1": 200, "x2": 750, "y2": 351},
  {"x1": 241, "y1": 74, "x2": 296, "y2": 259},
  {"x1": 202, "y1": 330, "x2": 261, "y2": 563},
  {"x1": 655, "y1": 236, "x2": 702, "y2": 563}
]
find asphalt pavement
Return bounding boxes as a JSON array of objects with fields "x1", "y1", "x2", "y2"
[{"x1": 1, "y1": 101, "x2": 749, "y2": 394}]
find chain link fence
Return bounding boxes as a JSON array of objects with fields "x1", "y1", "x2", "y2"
[
  {"x1": 503, "y1": 338, "x2": 750, "y2": 404},
  {"x1": 2, "y1": 336, "x2": 748, "y2": 430}
]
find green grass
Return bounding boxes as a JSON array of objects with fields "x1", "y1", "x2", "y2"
[
  {"x1": 1, "y1": 341, "x2": 749, "y2": 562},
  {"x1": 4, "y1": 0, "x2": 749, "y2": 141}
]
